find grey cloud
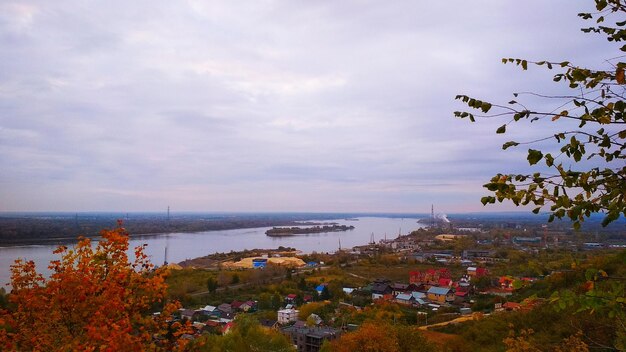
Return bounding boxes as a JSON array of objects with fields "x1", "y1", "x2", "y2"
[{"x1": 0, "y1": 0, "x2": 614, "y2": 212}]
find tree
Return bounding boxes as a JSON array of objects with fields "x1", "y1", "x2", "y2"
[
  {"x1": 455, "y1": 2, "x2": 626, "y2": 348},
  {"x1": 320, "y1": 285, "x2": 331, "y2": 300},
  {"x1": 298, "y1": 301, "x2": 328, "y2": 321},
  {"x1": 231, "y1": 273, "x2": 240, "y2": 285},
  {"x1": 298, "y1": 277, "x2": 308, "y2": 291},
  {"x1": 0, "y1": 223, "x2": 186, "y2": 351},
  {"x1": 321, "y1": 322, "x2": 434, "y2": 352},
  {"x1": 191, "y1": 315, "x2": 295, "y2": 352},
  {"x1": 0, "y1": 288, "x2": 7, "y2": 309},
  {"x1": 207, "y1": 276, "x2": 218, "y2": 293},
  {"x1": 455, "y1": 0, "x2": 626, "y2": 228}
]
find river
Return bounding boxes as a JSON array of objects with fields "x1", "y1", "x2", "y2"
[{"x1": 0, "y1": 216, "x2": 424, "y2": 288}]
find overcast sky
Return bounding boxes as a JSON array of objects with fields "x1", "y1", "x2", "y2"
[{"x1": 0, "y1": 1, "x2": 617, "y2": 213}]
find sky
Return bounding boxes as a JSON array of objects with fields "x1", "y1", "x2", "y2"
[{"x1": 0, "y1": 1, "x2": 619, "y2": 213}]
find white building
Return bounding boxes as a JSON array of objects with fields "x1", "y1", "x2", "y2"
[{"x1": 277, "y1": 308, "x2": 299, "y2": 324}]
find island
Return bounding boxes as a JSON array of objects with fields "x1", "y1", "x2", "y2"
[{"x1": 265, "y1": 224, "x2": 355, "y2": 237}]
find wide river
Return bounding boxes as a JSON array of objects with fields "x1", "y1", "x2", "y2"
[{"x1": 0, "y1": 217, "x2": 424, "y2": 287}]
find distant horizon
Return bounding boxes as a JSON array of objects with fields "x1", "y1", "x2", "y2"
[{"x1": 0, "y1": 209, "x2": 538, "y2": 215}]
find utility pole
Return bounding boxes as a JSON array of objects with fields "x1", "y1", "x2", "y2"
[{"x1": 431, "y1": 204, "x2": 435, "y2": 228}]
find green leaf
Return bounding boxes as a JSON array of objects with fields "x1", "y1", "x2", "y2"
[
  {"x1": 527, "y1": 149, "x2": 543, "y2": 165},
  {"x1": 480, "y1": 197, "x2": 491, "y2": 205},
  {"x1": 496, "y1": 124, "x2": 506, "y2": 134},
  {"x1": 545, "y1": 153, "x2": 554, "y2": 167},
  {"x1": 502, "y1": 141, "x2": 519, "y2": 150}
]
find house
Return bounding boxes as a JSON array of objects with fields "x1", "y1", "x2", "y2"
[
  {"x1": 293, "y1": 320, "x2": 306, "y2": 328},
  {"x1": 427, "y1": 286, "x2": 454, "y2": 303},
  {"x1": 499, "y1": 276, "x2": 515, "y2": 290},
  {"x1": 438, "y1": 277, "x2": 452, "y2": 287},
  {"x1": 394, "y1": 293, "x2": 414, "y2": 306},
  {"x1": 459, "y1": 307, "x2": 472, "y2": 315},
  {"x1": 390, "y1": 283, "x2": 416, "y2": 296},
  {"x1": 179, "y1": 308, "x2": 196, "y2": 321},
  {"x1": 409, "y1": 250, "x2": 454, "y2": 262},
  {"x1": 462, "y1": 249, "x2": 495, "y2": 259},
  {"x1": 286, "y1": 293, "x2": 298, "y2": 303},
  {"x1": 192, "y1": 321, "x2": 206, "y2": 332},
  {"x1": 409, "y1": 268, "x2": 451, "y2": 286},
  {"x1": 371, "y1": 282, "x2": 392, "y2": 300},
  {"x1": 217, "y1": 303, "x2": 232, "y2": 314},
  {"x1": 259, "y1": 319, "x2": 279, "y2": 330},
  {"x1": 460, "y1": 259, "x2": 474, "y2": 266},
  {"x1": 278, "y1": 308, "x2": 299, "y2": 324},
  {"x1": 307, "y1": 313, "x2": 323, "y2": 326},
  {"x1": 454, "y1": 290, "x2": 469, "y2": 303},
  {"x1": 223, "y1": 321, "x2": 235, "y2": 334},
  {"x1": 502, "y1": 302, "x2": 522, "y2": 311},
  {"x1": 219, "y1": 312, "x2": 235, "y2": 323},
  {"x1": 342, "y1": 288, "x2": 355, "y2": 295},
  {"x1": 252, "y1": 258, "x2": 267, "y2": 268},
  {"x1": 203, "y1": 320, "x2": 222, "y2": 333},
  {"x1": 467, "y1": 267, "x2": 489, "y2": 277},
  {"x1": 303, "y1": 295, "x2": 313, "y2": 303},
  {"x1": 513, "y1": 237, "x2": 542, "y2": 245},
  {"x1": 231, "y1": 300, "x2": 244, "y2": 311},
  {"x1": 519, "y1": 297, "x2": 544, "y2": 311},
  {"x1": 202, "y1": 305, "x2": 217, "y2": 313},
  {"x1": 239, "y1": 300, "x2": 256, "y2": 312},
  {"x1": 411, "y1": 291, "x2": 426, "y2": 300},
  {"x1": 281, "y1": 326, "x2": 341, "y2": 352},
  {"x1": 316, "y1": 283, "x2": 328, "y2": 296}
]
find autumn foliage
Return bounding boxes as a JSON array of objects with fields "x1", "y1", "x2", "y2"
[
  {"x1": 0, "y1": 223, "x2": 185, "y2": 351},
  {"x1": 321, "y1": 322, "x2": 434, "y2": 352}
]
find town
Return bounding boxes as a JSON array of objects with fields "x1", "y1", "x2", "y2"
[{"x1": 164, "y1": 217, "x2": 625, "y2": 351}]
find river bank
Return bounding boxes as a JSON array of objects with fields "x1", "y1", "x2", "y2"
[{"x1": 0, "y1": 216, "x2": 425, "y2": 287}]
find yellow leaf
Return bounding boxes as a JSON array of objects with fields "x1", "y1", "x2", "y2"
[{"x1": 617, "y1": 68, "x2": 625, "y2": 84}]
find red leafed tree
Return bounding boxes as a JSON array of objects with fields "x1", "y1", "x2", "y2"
[{"x1": 0, "y1": 223, "x2": 187, "y2": 351}]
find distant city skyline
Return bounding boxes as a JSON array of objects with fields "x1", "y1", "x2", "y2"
[{"x1": 0, "y1": 1, "x2": 615, "y2": 212}]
